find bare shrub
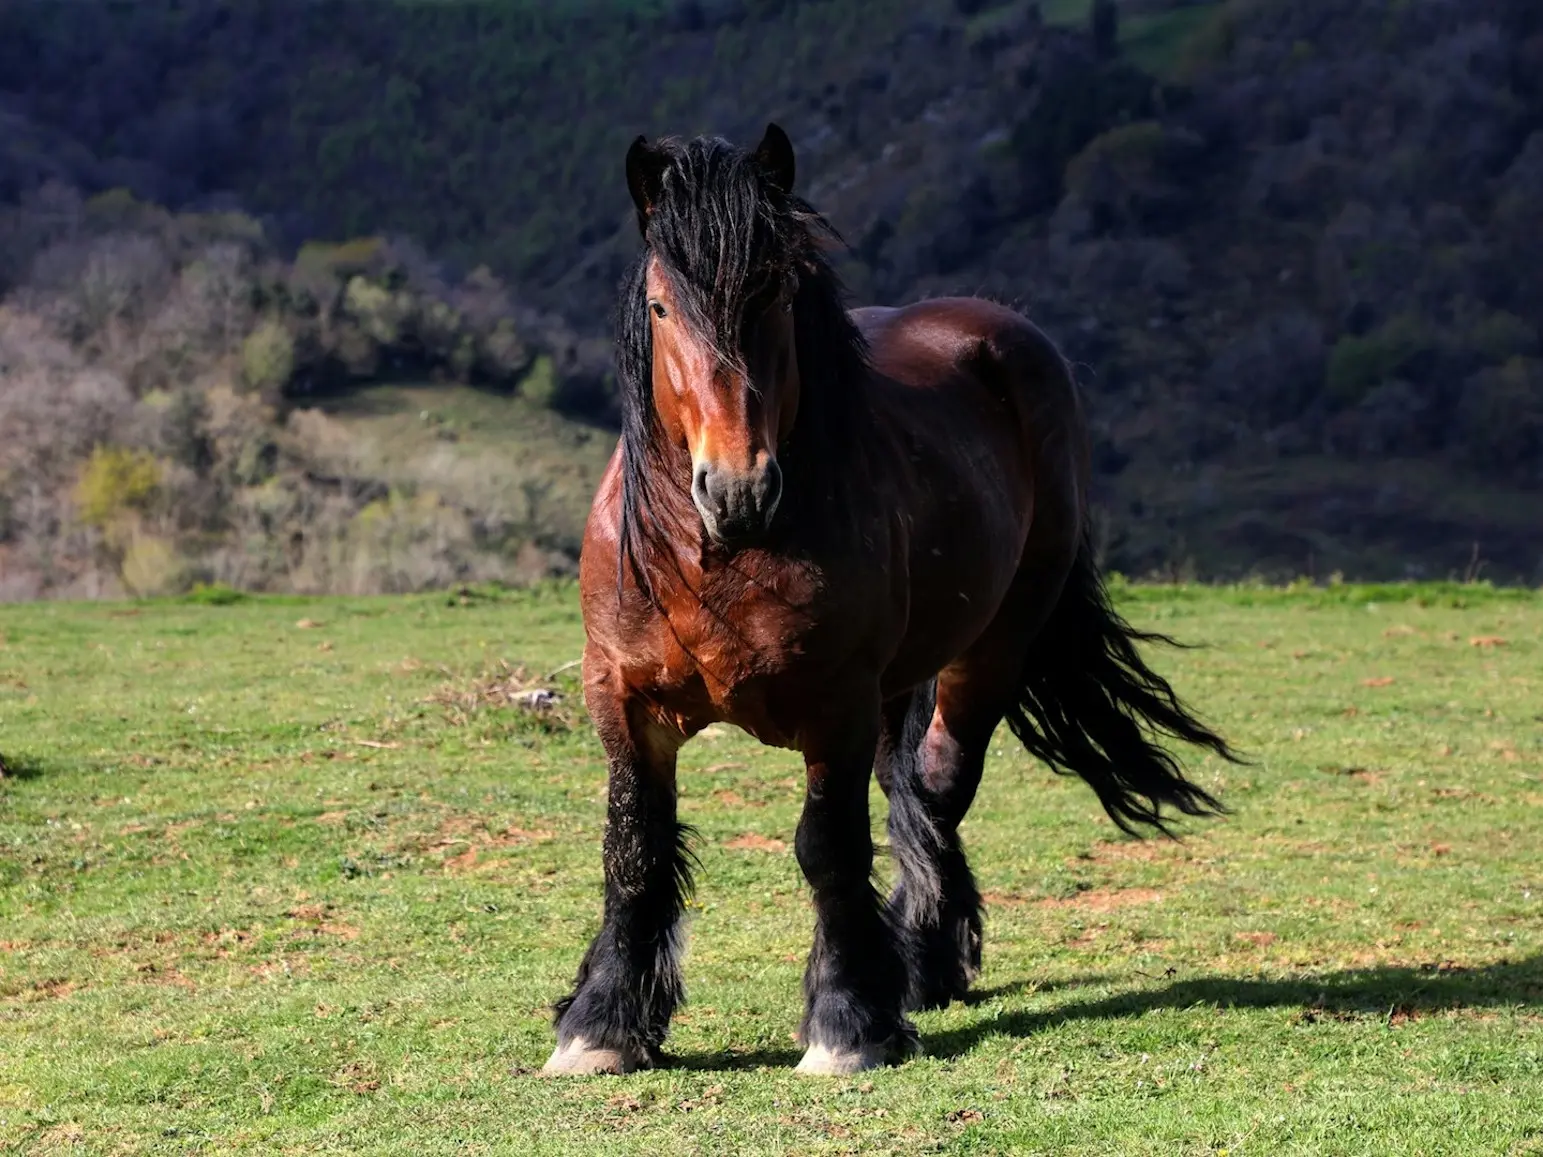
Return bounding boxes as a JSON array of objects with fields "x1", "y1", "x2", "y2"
[
  {"x1": 117, "y1": 525, "x2": 186, "y2": 597},
  {"x1": 343, "y1": 490, "x2": 474, "y2": 595},
  {"x1": 0, "y1": 311, "x2": 136, "y2": 596},
  {"x1": 203, "y1": 384, "x2": 279, "y2": 488},
  {"x1": 28, "y1": 232, "x2": 173, "y2": 347},
  {"x1": 283, "y1": 408, "x2": 371, "y2": 493},
  {"x1": 178, "y1": 243, "x2": 255, "y2": 356}
]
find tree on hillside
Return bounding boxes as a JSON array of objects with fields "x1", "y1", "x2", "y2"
[{"x1": 1091, "y1": 0, "x2": 1118, "y2": 60}]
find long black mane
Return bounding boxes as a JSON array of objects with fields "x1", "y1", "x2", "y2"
[{"x1": 614, "y1": 133, "x2": 871, "y2": 597}]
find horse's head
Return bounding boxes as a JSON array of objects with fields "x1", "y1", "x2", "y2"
[{"x1": 623, "y1": 124, "x2": 804, "y2": 546}]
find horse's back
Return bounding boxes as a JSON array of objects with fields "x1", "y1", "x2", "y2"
[
  {"x1": 853, "y1": 294, "x2": 1087, "y2": 510},
  {"x1": 850, "y1": 296, "x2": 1090, "y2": 690},
  {"x1": 855, "y1": 297, "x2": 1077, "y2": 409}
]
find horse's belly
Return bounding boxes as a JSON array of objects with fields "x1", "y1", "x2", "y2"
[
  {"x1": 881, "y1": 576, "x2": 1015, "y2": 695},
  {"x1": 881, "y1": 478, "x2": 1031, "y2": 694}
]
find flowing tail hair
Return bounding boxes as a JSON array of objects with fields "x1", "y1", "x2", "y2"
[{"x1": 1005, "y1": 533, "x2": 1245, "y2": 836}]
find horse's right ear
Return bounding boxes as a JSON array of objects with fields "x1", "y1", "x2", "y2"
[
  {"x1": 626, "y1": 135, "x2": 667, "y2": 235},
  {"x1": 753, "y1": 122, "x2": 795, "y2": 195}
]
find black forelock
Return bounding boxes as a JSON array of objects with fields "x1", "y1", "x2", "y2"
[
  {"x1": 643, "y1": 135, "x2": 800, "y2": 363},
  {"x1": 613, "y1": 131, "x2": 871, "y2": 599}
]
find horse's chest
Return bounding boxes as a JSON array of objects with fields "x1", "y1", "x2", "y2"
[
  {"x1": 624, "y1": 568, "x2": 837, "y2": 736},
  {"x1": 674, "y1": 582, "x2": 815, "y2": 684}
]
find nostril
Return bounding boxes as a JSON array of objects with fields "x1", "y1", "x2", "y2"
[
  {"x1": 761, "y1": 459, "x2": 784, "y2": 510},
  {"x1": 691, "y1": 462, "x2": 781, "y2": 540},
  {"x1": 693, "y1": 463, "x2": 733, "y2": 526}
]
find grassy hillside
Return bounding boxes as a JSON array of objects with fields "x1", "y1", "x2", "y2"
[
  {"x1": 3, "y1": 583, "x2": 1541, "y2": 1152},
  {"x1": 0, "y1": 196, "x2": 622, "y2": 601},
  {"x1": 319, "y1": 384, "x2": 617, "y2": 561}
]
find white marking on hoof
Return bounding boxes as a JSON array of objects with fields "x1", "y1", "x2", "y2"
[
  {"x1": 794, "y1": 1042, "x2": 891, "y2": 1076},
  {"x1": 541, "y1": 1036, "x2": 651, "y2": 1076}
]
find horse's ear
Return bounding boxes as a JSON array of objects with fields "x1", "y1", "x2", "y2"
[
  {"x1": 626, "y1": 134, "x2": 667, "y2": 234},
  {"x1": 753, "y1": 122, "x2": 795, "y2": 195}
]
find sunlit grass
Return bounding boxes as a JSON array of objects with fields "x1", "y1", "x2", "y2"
[{"x1": 2, "y1": 581, "x2": 1540, "y2": 1153}]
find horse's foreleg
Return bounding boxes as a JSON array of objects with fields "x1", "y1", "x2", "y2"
[
  {"x1": 889, "y1": 546, "x2": 1077, "y2": 1009},
  {"x1": 794, "y1": 700, "x2": 918, "y2": 1075},
  {"x1": 545, "y1": 683, "x2": 689, "y2": 1075}
]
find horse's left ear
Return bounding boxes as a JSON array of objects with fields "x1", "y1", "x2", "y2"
[
  {"x1": 753, "y1": 123, "x2": 795, "y2": 195},
  {"x1": 626, "y1": 134, "x2": 669, "y2": 234}
]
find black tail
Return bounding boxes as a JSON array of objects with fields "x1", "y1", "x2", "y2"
[{"x1": 1006, "y1": 534, "x2": 1244, "y2": 836}]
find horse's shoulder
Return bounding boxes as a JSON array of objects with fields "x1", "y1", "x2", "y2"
[{"x1": 580, "y1": 451, "x2": 624, "y2": 548}]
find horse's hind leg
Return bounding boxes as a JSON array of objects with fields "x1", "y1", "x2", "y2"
[
  {"x1": 884, "y1": 558, "x2": 1075, "y2": 1009},
  {"x1": 883, "y1": 668, "x2": 1004, "y2": 1010}
]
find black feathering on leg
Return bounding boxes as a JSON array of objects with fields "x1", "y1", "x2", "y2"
[
  {"x1": 796, "y1": 879, "x2": 917, "y2": 1055},
  {"x1": 551, "y1": 764, "x2": 696, "y2": 1058}
]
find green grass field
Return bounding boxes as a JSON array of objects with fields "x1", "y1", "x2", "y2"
[{"x1": 2, "y1": 581, "x2": 1540, "y2": 1154}]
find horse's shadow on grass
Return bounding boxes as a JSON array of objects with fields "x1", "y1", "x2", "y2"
[
  {"x1": 0, "y1": 751, "x2": 46, "y2": 782},
  {"x1": 662, "y1": 956, "x2": 1543, "y2": 1071},
  {"x1": 670, "y1": 1045, "x2": 805, "y2": 1071},
  {"x1": 926, "y1": 955, "x2": 1543, "y2": 1061}
]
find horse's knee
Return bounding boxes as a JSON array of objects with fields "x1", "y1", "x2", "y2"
[{"x1": 795, "y1": 811, "x2": 870, "y2": 892}]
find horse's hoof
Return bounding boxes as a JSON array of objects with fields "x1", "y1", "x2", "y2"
[
  {"x1": 541, "y1": 1036, "x2": 652, "y2": 1076},
  {"x1": 795, "y1": 1042, "x2": 886, "y2": 1075},
  {"x1": 795, "y1": 1034, "x2": 918, "y2": 1076}
]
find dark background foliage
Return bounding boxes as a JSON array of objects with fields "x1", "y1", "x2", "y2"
[{"x1": 1, "y1": 0, "x2": 1540, "y2": 597}]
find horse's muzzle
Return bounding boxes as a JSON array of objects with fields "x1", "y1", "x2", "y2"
[{"x1": 692, "y1": 458, "x2": 783, "y2": 545}]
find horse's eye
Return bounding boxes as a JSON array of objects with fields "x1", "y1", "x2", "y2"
[{"x1": 649, "y1": 300, "x2": 668, "y2": 320}]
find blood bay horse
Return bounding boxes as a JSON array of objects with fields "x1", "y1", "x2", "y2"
[{"x1": 544, "y1": 124, "x2": 1239, "y2": 1076}]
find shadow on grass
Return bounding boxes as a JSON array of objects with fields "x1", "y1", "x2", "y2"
[
  {"x1": 532, "y1": 960, "x2": 1543, "y2": 1074},
  {"x1": 927, "y1": 955, "x2": 1543, "y2": 1060},
  {"x1": 964, "y1": 976, "x2": 1092, "y2": 1005},
  {"x1": 0, "y1": 751, "x2": 46, "y2": 781},
  {"x1": 668, "y1": 1046, "x2": 805, "y2": 1071}
]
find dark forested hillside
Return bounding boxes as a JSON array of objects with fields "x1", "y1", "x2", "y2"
[{"x1": 1, "y1": 0, "x2": 1540, "y2": 597}]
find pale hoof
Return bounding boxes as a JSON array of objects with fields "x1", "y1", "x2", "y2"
[
  {"x1": 794, "y1": 1042, "x2": 894, "y2": 1076},
  {"x1": 542, "y1": 1036, "x2": 652, "y2": 1076}
]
